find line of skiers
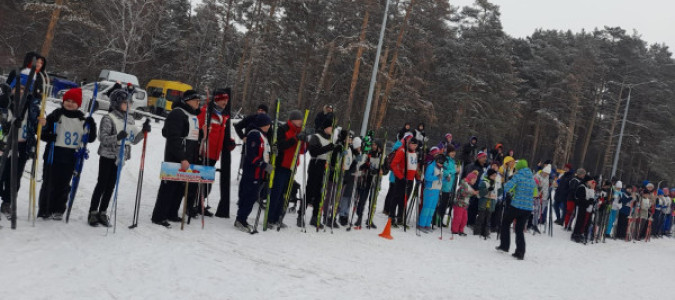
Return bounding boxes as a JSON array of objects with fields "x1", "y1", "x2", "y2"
[{"x1": 2, "y1": 53, "x2": 673, "y2": 250}]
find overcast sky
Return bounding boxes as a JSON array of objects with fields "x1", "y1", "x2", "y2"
[{"x1": 452, "y1": 0, "x2": 674, "y2": 49}]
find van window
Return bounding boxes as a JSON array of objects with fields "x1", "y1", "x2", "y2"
[
  {"x1": 135, "y1": 90, "x2": 146, "y2": 100},
  {"x1": 166, "y1": 89, "x2": 183, "y2": 102},
  {"x1": 147, "y1": 87, "x2": 163, "y2": 97}
]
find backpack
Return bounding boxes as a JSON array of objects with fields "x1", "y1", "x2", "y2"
[{"x1": 381, "y1": 150, "x2": 397, "y2": 176}]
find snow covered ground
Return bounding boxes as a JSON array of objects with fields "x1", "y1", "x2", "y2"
[{"x1": 2, "y1": 102, "x2": 674, "y2": 299}]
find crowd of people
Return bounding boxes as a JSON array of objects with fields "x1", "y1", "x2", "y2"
[{"x1": 2, "y1": 52, "x2": 673, "y2": 261}]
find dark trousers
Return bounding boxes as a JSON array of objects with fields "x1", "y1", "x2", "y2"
[
  {"x1": 0, "y1": 142, "x2": 29, "y2": 204},
  {"x1": 236, "y1": 177, "x2": 263, "y2": 224},
  {"x1": 151, "y1": 180, "x2": 197, "y2": 222},
  {"x1": 435, "y1": 192, "x2": 453, "y2": 225},
  {"x1": 89, "y1": 157, "x2": 118, "y2": 213},
  {"x1": 498, "y1": 205, "x2": 530, "y2": 256},
  {"x1": 389, "y1": 178, "x2": 413, "y2": 222},
  {"x1": 616, "y1": 213, "x2": 629, "y2": 238},
  {"x1": 553, "y1": 198, "x2": 564, "y2": 221},
  {"x1": 383, "y1": 181, "x2": 395, "y2": 214},
  {"x1": 467, "y1": 196, "x2": 478, "y2": 226},
  {"x1": 573, "y1": 205, "x2": 589, "y2": 236},
  {"x1": 356, "y1": 177, "x2": 373, "y2": 220},
  {"x1": 307, "y1": 159, "x2": 326, "y2": 220},
  {"x1": 38, "y1": 159, "x2": 75, "y2": 216},
  {"x1": 474, "y1": 209, "x2": 492, "y2": 237},
  {"x1": 268, "y1": 167, "x2": 291, "y2": 224},
  {"x1": 215, "y1": 151, "x2": 232, "y2": 218}
]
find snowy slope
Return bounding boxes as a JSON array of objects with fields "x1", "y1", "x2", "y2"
[{"x1": 1, "y1": 102, "x2": 674, "y2": 299}]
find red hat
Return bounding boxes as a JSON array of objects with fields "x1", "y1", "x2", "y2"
[
  {"x1": 63, "y1": 88, "x2": 82, "y2": 108},
  {"x1": 564, "y1": 163, "x2": 572, "y2": 170},
  {"x1": 465, "y1": 172, "x2": 478, "y2": 183},
  {"x1": 476, "y1": 152, "x2": 487, "y2": 160}
]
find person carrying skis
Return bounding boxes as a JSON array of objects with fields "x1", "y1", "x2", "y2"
[
  {"x1": 553, "y1": 163, "x2": 573, "y2": 225},
  {"x1": 150, "y1": 90, "x2": 201, "y2": 228},
  {"x1": 383, "y1": 132, "x2": 412, "y2": 215},
  {"x1": 0, "y1": 53, "x2": 47, "y2": 217},
  {"x1": 637, "y1": 183, "x2": 655, "y2": 240},
  {"x1": 564, "y1": 168, "x2": 586, "y2": 230},
  {"x1": 197, "y1": 89, "x2": 236, "y2": 217},
  {"x1": 661, "y1": 188, "x2": 672, "y2": 236},
  {"x1": 571, "y1": 176, "x2": 596, "y2": 243},
  {"x1": 323, "y1": 128, "x2": 351, "y2": 228},
  {"x1": 606, "y1": 181, "x2": 623, "y2": 237},
  {"x1": 337, "y1": 135, "x2": 363, "y2": 226},
  {"x1": 354, "y1": 139, "x2": 382, "y2": 228},
  {"x1": 434, "y1": 145, "x2": 458, "y2": 228},
  {"x1": 615, "y1": 185, "x2": 636, "y2": 239},
  {"x1": 528, "y1": 165, "x2": 551, "y2": 233},
  {"x1": 88, "y1": 89, "x2": 147, "y2": 226},
  {"x1": 389, "y1": 135, "x2": 419, "y2": 227},
  {"x1": 452, "y1": 172, "x2": 478, "y2": 236},
  {"x1": 418, "y1": 149, "x2": 445, "y2": 232},
  {"x1": 464, "y1": 152, "x2": 487, "y2": 226},
  {"x1": 474, "y1": 168, "x2": 500, "y2": 238},
  {"x1": 37, "y1": 88, "x2": 96, "y2": 219},
  {"x1": 267, "y1": 110, "x2": 307, "y2": 229},
  {"x1": 234, "y1": 114, "x2": 273, "y2": 233},
  {"x1": 496, "y1": 159, "x2": 536, "y2": 260},
  {"x1": 306, "y1": 117, "x2": 334, "y2": 228}
]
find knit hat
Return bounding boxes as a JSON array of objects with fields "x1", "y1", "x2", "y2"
[
  {"x1": 663, "y1": 188, "x2": 670, "y2": 195},
  {"x1": 258, "y1": 103, "x2": 269, "y2": 113},
  {"x1": 352, "y1": 137, "x2": 362, "y2": 149},
  {"x1": 515, "y1": 159, "x2": 528, "y2": 171},
  {"x1": 657, "y1": 189, "x2": 664, "y2": 196},
  {"x1": 646, "y1": 183, "x2": 654, "y2": 189},
  {"x1": 254, "y1": 113, "x2": 272, "y2": 127},
  {"x1": 503, "y1": 156, "x2": 515, "y2": 166},
  {"x1": 409, "y1": 137, "x2": 419, "y2": 145},
  {"x1": 576, "y1": 168, "x2": 587, "y2": 176},
  {"x1": 542, "y1": 165, "x2": 552, "y2": 174},
  {"x1": 445, "y1": 133, "x2": 452, "y2": 139},
  {"x1": 429, "y1": 146, "x2": 441, "y2": 157},
  {"x1": 62, "y1": 88, "x2": 83, "y2": 108},
  {"x1": 320, "y1": 117, "x2": 333, "y2": 130},
  {"x1": 470, "y1": 136, "x2": 477, "y2": 143},
  {"x1": 109, "y1": 89, "x2": 131, "y2": 111},
  {"x1": 564, "y1": 163, "x2": 572, "y2": 170},
  {"x1": 465, "y1": 172, "x2": 478, "y2": 183},
  {"x1": 288, "y1": 110, "x2": 303, "y2": 121},
  {"x1": 615, "y1": 181, "x2": 623, "y2": 189},
  {"x1": 213, "y1": 89, "x2": 229, "y2": 103},
  {"x1": 486, "y1": 169, "x2": 498, "y2": 178},
  {"x1": 181, "y1": 90, "x2": 200, "y2": 103},
  {"x1": 495, "y1": 143, "x2": 503, "y2": 150},
  {"x1": 476, "y1": 152, "x2": 487, "y2": 160}
]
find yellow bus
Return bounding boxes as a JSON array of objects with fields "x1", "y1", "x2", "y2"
[{"x1": 145, "y1": 79, "x2": 193, "y2": 111}]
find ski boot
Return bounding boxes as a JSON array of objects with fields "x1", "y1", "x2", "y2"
[
  {"x1": 98, "y1": 212, "x2": 111, "y2": 227},
  {"x1": 88, "y1": 211, "x2": 100, "y2": 227}
]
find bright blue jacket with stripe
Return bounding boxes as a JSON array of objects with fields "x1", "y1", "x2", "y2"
[{"x1": 504, "y1": 168, "x2": 537, "y2": 211}]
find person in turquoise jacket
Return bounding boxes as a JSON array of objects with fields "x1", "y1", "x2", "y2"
[
  {"x1": 383, "y1": 133, "x2": 409, "y2": 215},
  {"x1": 496, "y1": 159, "x2": 536, "y2": 260},
  {"x1": 418, "y1": 150, "x2": 445, "y2": 230},
  {"x1": 434, "y1": 145, "x2": 458, "y2": 226}
]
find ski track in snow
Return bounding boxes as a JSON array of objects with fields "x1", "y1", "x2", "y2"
[{"x1": 2, "y1": 101, "x2": 674, "y2": 299}]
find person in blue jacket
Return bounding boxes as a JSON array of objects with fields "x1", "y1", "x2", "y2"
[
  {"x1": 615, "y1": 185, "x2": 636, "y2": 239},
  {"x1": 496, "y1": 159, "x2": 536, "y2": 260},
  {"x1": 435, "y1": 145, "x2": 458, "y2": 227},
  {"x1": 418, "y1": 149, "x2": 445, "y2": 231}
]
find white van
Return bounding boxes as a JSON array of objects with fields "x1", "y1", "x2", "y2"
[
  {"x1": 98, "y1": 70, "x2": 140, "y2": 87},
  {"x1": 79, "y1": 80, "x2": 149, "y2": 119}
]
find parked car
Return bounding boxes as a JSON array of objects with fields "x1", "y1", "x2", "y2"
[
  {"x1": 98, "y1": 70, "x2": 140, "y2": 87},
  {"x1": 79, "y1": 80, "x2": 148, "y2": 119}
]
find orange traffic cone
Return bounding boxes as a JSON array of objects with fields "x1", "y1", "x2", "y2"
[{"x1": 379, "y1": 218, "x2": 394, "y2": 240}]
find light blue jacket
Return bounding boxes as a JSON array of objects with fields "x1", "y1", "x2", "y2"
[
  {"x1": 442, "y1": 157, "x2": 457, "y2": 193},
  {"x1": 388, "y1": 140, "x2": 403, "y2": 183}
]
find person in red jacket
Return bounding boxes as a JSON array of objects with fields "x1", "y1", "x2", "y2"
[
  {"x1": 197, "y1": 89, "x2": 236, "y2": 217},
  {"x1": 388, "y1": 135, "x2": 419, "y2": 226}
]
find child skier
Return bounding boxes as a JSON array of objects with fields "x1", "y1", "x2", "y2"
[
  {"x1": 474, "y1": 169, "x2": 499, "y2": 238},
  {"x1": 235, "y1": 114, "x2": 273, "y2": 233},
  {"x1": 606, "y1": 181, "x2": 623, "y2": 238},
  {"x1": 453, "y1": 172, "x2": 478, "y2": 236},
  {"x1": 151, "y1": 90, "x2": 202, "y2": 228},
  {"x1": 88, "y1": 89, "x2": 148, "y2": 226},
  {"x1": 37, "y1": 88, "x2": 97, "y2": 219},
  {"x1": 418, "y1": 149, "x2": 445, "y2": 232}
]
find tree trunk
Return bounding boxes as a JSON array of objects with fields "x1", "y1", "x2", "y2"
[
  {"x1": 369, "y1": 46, "x2": 389, "y2": 129},
  {"x1": 530, "y1": 115, "x2": 541, "y2": 163},
  {"x1": 374, "y1": 0, "x2": 414, "y2": 129},
  {"x1": 601, "y1": 84, "x2": 625, "y2": 176},
  {"x1": 40, "y1": 0, "x2": 65, "y2": 58},
  {"x1": 579, "y1": 85, "x2": 603, "y2": 167},
  {"x1": 297, "y1": 49, "x2": 312, "y2": 109},
  {"x1": 346, "y1": 9, "x2": 370, "y2": 119},
  {"x1": 217, "y1": 0, "x2": 235, "y2": 65},
  {"x1": 563, "y1": 74, "x2": 581, "y2": 164},
  {"x1": 312, "y1": 40, "x2": 336, "y2": 113}
]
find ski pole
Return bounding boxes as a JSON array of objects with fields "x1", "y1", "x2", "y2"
[{"x1": 129, "y1": 125, "x2": 148, "y2": 229}]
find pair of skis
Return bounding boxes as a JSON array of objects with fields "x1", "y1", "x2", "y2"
[
  {"x1": 277, "y1": 109, "x2": 309, "y2": 232},
  {"x1": 252, "y1": 98, "x2": 280, "y2": 234}
]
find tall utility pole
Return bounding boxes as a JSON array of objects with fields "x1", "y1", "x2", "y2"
[
  {"x1": 40, "y1": 0, "x2": 65, "y2": 57},
  {"x1": 359, "y1": 0, "x2": 389, "y2": 137}
]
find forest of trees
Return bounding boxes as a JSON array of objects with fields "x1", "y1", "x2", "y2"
[{"x1": 1, "y1": 0, "x2": 674, "y2": 184}]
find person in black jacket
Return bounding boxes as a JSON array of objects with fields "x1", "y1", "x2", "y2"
[
  {"x1": 564, "y1": 168, "x2": 586, "y2": 230},
  {"x1": 235, "y1": 114, "x2": 273, "y2": 233},
  {"x1": 463, "y1": 152, "x2": 487, "y2": 226},
  {"x1": 234, "y1": 103, "x2": 268, "y2": 140},
  {"x1": 306, "y1": 117, "x2": 335, "y2": 228},
  {"x1": 313, "y1": 104, "x2": 333, "y2": 131},
  {"x1": 396, "y1": 123, "x2": 412, "y2": 141},
  {"x1": 461, "y1": 136, "x2": 478, "y2": 166},
  {"x1": 151, "y1": 90, "x2": 202, "y2": 227},
  {"x1": 553, "y1": 164, "x2": 573, "y2": 224},
  {"x1": 571, "y1": 176, "x2": 596, "y2": 243}
]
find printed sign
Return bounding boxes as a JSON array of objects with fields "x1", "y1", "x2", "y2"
[{"x1": 160, "y1": 162, "x2": 216, "y2": 183}]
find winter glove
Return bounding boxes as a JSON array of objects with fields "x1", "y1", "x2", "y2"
[
  {"x1": 271, "y1": 144, "x2": 278, "y2": 157},
  {"x1": 142, "y1": 119, "x2": 151, "y2": 133},
  {"x1": 85, "y1": 117, "x2": 95, "y2": 128},
  {"x1": 116, "y1": 130, "x2": 128, "y2": 141},
  {"x1": 227, "y1": 138, "x2": 236, "y2": 151},
  {"x1": 297, "y1": 132, "x2": 307, "y2": 142},
  {"x1": 264, "y1": 163, "x2": 274, "y2": 174},
  {"x1": 321, "y1": 143, "x2": 335, "y2": 152}
]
